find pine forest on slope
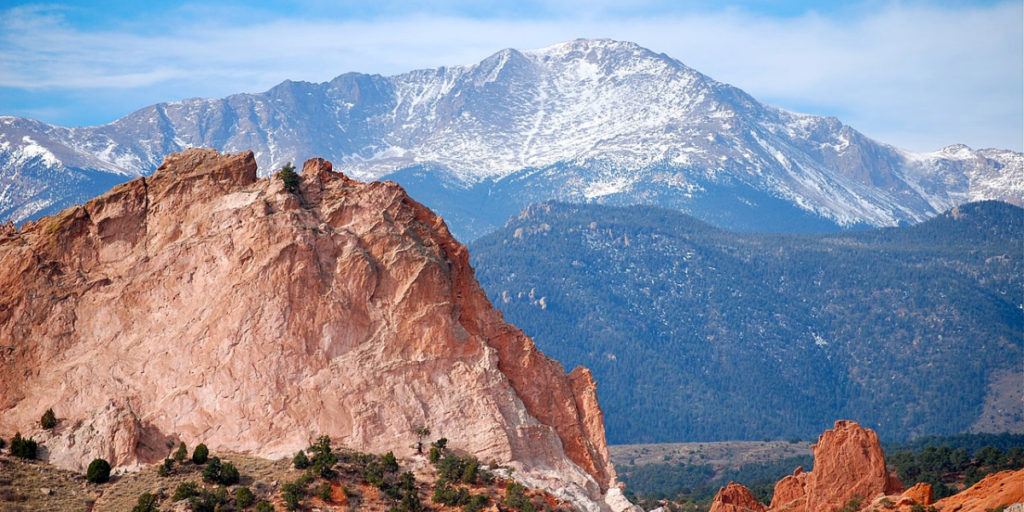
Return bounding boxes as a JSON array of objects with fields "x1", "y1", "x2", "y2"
[
  {"x1": 468, "y1": 200, "x2": 1023, "y2": 444},
  {"x1": 1, "y1": 39, "x2": 1020, "y2": 241}
]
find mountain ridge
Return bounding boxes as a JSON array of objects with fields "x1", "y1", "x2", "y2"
[
  {"x1": 1, "y1": 39, "x2": 1020, "y2": 240},
  {"x1": 468, "y1": 199, "x2": 1023, "y2": 443}
]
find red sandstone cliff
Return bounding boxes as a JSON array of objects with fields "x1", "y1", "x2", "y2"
[{"x1": 0, "y1": 149, "x2": 631, "y2": 512}]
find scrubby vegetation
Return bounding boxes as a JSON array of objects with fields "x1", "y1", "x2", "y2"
[
  {"x1": 86, "y1": 458, "x2": 111, "y2": 484},
  {"x1": 40, "y1": 408, "x2": 57, "y2": 430},
  {"x1": 9, "y1": 432, "x2": 37, "y2": 460},
  {"x1": 0, "y1": 433, "x2": 570, "y2": 512}
]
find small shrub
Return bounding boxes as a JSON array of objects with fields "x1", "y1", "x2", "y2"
[
  {"x1": 203, "y1": 456, "x2": 223, "y2": 483},
  {"x1": 10, "y1": 433, "x2": 37, "y2": 460},
  {"x1": 131, "y1": 492, "x2": 160, "y2": 512},
  {"x1": 173, "y1": 481, "x2": 201, "y2": 501},
  {"x1": 255, "y1": 501, "x2": 276, "y2": 512},
  {"x1": 235, "y1": 486, "x2": 256, "y2": 509},
  {"x1": 279, "y1": 163, "x2": 300, "y2": 194},
  {"x1": 86, "y1": 458, "x2": 112, "y2": 483},
  {"x1": 190, "y1": 487, "x2": 229, "y2": 512},
  {"x1": 382, "y1": 451, "x2": 400, "y2": 473},
  {"x1": 192, "y1": 443, "x2": 209, "y2": 464},
  {"x1": 40, "y1": 408, "x2": 57, "y2": 429},
  {"x1": 504, "y1": 483, "x2": 536, "y2": 512},
  {"x1": 307, "y1": 436, "x2": 338, "y2": 478},
  {"x1": 174, "y1": 442, "x2": 189, "y2": 462},
  {"x1": 0, "y1": 437, "x2": 6, "y2": 450},
  {"x1": 281, "y1": 477, "x2": 309, "y2": 511},
  {"x1": 315, "y1": 482, "x2": 332, "y2": 502},
  {"x1": 293, "y1": 450, "x2": 310, "y2": 470},
  {"x1": 429, "y1": 438, "x2": 448, "y2": 464},
  {"x1": 220, "y1": 461, "x2": 240, "y2": 485}
]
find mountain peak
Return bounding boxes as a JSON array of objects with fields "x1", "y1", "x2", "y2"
[{"x1": 0, "y1": 39, "x2": 1020, "y2": 238}]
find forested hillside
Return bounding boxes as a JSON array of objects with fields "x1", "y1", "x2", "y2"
[{"x1": 469, "y1": 201, "x2": 1023, "y2": 443}]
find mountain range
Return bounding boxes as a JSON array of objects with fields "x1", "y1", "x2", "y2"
[
  {"x1": 1, "y1": 39, "x2": 1021, "y2": 240},
  {"x1": 468, "y1": 200, "x2": 1023, "y2": 444}
]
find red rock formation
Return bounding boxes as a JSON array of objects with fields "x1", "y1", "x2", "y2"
[
  {"x1": 0, "y1": 149, "x2": 628, "y2": 511},
  {"x1": 934, "y1": 469, "x2": 1024, "y2": 511},
  {"x1": 900, "y1": 483, "x2": 933, "y2": 506},
  {"x1": 769, "y1": 421, "x2": 902, "y2": 512},
  {"x1": 709, "y1": 482, "x2": 768, "y2": 512}
]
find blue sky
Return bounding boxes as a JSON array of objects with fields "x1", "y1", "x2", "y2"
[{"x1": 1, "y1": 0, "x2": 1021, "y2": 152}]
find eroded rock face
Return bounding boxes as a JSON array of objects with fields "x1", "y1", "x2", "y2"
[
  {"x1": 933, "y1": 469, "x2": 1024, "y2": 512},
  {"x1": 769, "y1": 421, "x2": 902, "y2": 512},
  {"x1": 0, "y1": 149, "x2": 625, "y2": 511},
  {"x1": 708, "y1": 482, "x2": 768, "y2": 512}
]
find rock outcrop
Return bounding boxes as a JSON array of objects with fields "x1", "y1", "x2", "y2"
[
  {"x1": 708, "y1": 482, "x2": 768, "y2": 512},
  {"x1": 933, "y1": 469, "x2": 1024, "y2": 511},
  {"x1": 769, "y1": 421, "x2": 902, "y2": 512},
  {"x1": 0, "y1": 149, "x2": 629, "y2": 512}
]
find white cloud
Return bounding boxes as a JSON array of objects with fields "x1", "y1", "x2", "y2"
[{"x1": 0, "y1": 1, "x2": 1020, "y2": 151}]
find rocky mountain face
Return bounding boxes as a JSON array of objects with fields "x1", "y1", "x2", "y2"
[
  {"x1": 0, "y1": 149, "x2": 633, "y2": 512},
  {"x1": 708, "y1": 420, "x2": 1024, "y2": 512},
  {"x1": 1, "y1": 39, "x2": 1021, "y2": 240},
  {"x1": 468, "y1": 200, "x2": 1023, "y2": 443}
]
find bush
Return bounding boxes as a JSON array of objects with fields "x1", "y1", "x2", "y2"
[
  {"x1": 281, "y1": 477, "x2": 309, "y2": 511},
  {"x1": 202, "y1": 457, "x2": 223, "y2": 482},
  {"x1": 235, "y1": 486, "x2": 256, "y2": 509},
  {"x1": 173, "y1": 481, "x2": 200, "y2": 501},
  {"x1": 503, "y1": 483, "x2": 536, "y2": 512},
  {"x1": 293, "y1": 450, "x2": 310, "y2": 469},
  {"x1": 174, "y1": 442, "x2": 189, "y2": 462},
  {"x1": 40, "y1": 408, "x2": 57, "y2": 429},
  {"x1": 436, "y1": 453, "x2": 483, "y2": 484},
  {"x1": 86, "y1": 458, "x2": 112, "y2": 483},
  {"x1": 279, "y1": 163, "x2": 300, "y2": 193},
  {"x1": 131, "y1": 492, "x2": 160, "y2": 512},
  {"x1": 220, "y1": 461, "x2": 240, "y2": 485},
  {"x1": 382, "y1": 451, "x2": 400, "y2": 473},
  {"x1": 202, "y1": 456, "x2": 240, "y2": 485},
  {"x1": 429, "y1": 438, "x2": 448, "y2": 464},
  {"x1": 255, "y1": 501, "x2": 276, "y2": 512},
  {"x1": 307, "y1": 436, "x2": 338, "y2": 478},
  {"x1": 193, "y1": 443, "x2": 209, "y2": 464},
  {"x1": 190, "y1": 487, "x2": 229, "y2": 512},
  {"x1": 0, "y1": 437, "x2": 5, "y2": 450},
  {"x1": 316, "y1": 482, "x2": 332, "y2": 502},
  {"x1": 10, "y1": 433, "x2": 37, "y2": 460}
]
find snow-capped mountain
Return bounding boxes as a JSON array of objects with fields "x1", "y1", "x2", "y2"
[{"x1": 1, "y1": 39, "x2": 1020, "y2": 240}]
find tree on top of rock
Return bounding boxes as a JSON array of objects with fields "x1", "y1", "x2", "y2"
[{"x1": 279, "y1": 162, "x2": 300, "y2": 194}]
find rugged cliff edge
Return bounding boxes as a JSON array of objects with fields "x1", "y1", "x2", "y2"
[{"x1": 0, "y1": 149, "x2": 632, "y2": 512}]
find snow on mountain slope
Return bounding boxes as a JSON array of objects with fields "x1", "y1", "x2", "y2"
[{"x1": 1, "y1": 39, "x2": 1020, "y2": 239}]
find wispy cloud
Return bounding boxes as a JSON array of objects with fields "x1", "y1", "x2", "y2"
[{"x1": 0, "y1": 1, "x2": 1020, "y2": 151}]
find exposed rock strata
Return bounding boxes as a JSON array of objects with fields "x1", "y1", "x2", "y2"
[{"x1": 0, "y1": 149, "x2": 627, "y2": 511}]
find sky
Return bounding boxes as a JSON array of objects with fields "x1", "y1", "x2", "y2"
[{"x1": 0, "y1": 0, "x2": 1021, "y2": 152}]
